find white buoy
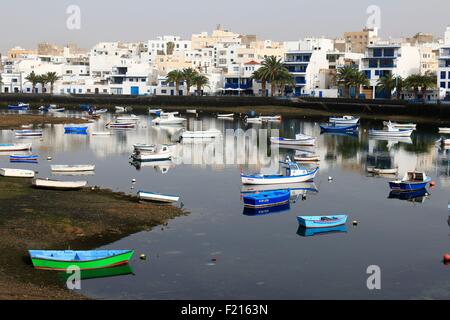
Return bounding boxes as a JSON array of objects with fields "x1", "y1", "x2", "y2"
[
  {"x1": 353, "y1": 220, "x2": 358, "y2": 226},
  {"x1": 47, "y1": 156, "x2": 52, "y2": 161},
  {"x1": 328, "y1": 176, "x2": 333, "y2": 181},
  {"x1": 132, "y1": 178, "x2": 136, "y2": 183}
]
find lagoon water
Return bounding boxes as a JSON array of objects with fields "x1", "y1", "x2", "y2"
[{"x1": 2, "y1": 111, "x2": 450, "y2": 299}]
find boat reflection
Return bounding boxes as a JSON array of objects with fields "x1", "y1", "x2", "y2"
[
  {"x1": 130, "y1": 159, "x2": 175, "y2": 174},
  {"x1": 388, "y1": 189, "x2": 430, "y2": 203},
  {"x1": 241, "y1": 182, "x2": 318, "y2": 201},
  {"x1": 321, "y1": 131, "x2": 359, "y2": 138},
  {"x1": 52, "y1": 171, "x2": 95, "y2": 176},
  {"x1": 58, "y1": 264, "x2": 134, "y2": 282},
  {"x1": 297, "y1": 225, "x2": 348, "y2": 237},
  {"x1": 243, "y1": 203, "x2": 291, "y2": 216}
]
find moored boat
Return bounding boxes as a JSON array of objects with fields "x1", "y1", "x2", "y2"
[
  {"x1": 389, "y1": 171, "x2": 431, "y2": 192},
  {"x1": 115, "y1": 114, "x2": 139, "y2": 123},
  {"x1": 217, "y1": 113, "x2": 234, "y2": 118},
  {"x1": 0, "y1": 143, "x2": 32, "y2": 151},
  {"x1": 371, "y1": 167, "x2": 398, "y2": 175},
  {"x1": 51, "y1": 164, "x2": 95, "y2": 172},
  {"x1": 8, "y1": 102, "x2": 29, "y2": 110},
  {"x1": 64, "y1": 126, "x2": 88, "y2": 134},
  {"x1": 243, "y1": 202, "x2": 291, "y2": 216},
  {"x1": 329, "y1": 116, "x2": 360, "y2": 125},
  {"x1": 10, "y1": 154, "x2": 39, "y2": 161},
  {"x1": 297, "y1": 215, "x2": 348, "y2": 229},
  {"x1": 106, "y1": 122, "x2": 136, "y2": 129},
  {"x1": 383, "y1": 121, "x2": 416, "y2": 130},
  {"x1": 133, "y1": 143, "x2": 156, "y2": 152},
  {"x1": 138, "y1": 191, "x2": 180, "y2": 203},
  {"x1": 243, "y1": 190, "x2": 290, "y2": 208},
  {"x1": 181, "y1": 129, "x2": 222, "y2": 139},
  {"x1": 294, "y1": 154, "x2": 320, "y2": 162},
  {"x1": 369, "y1": 126, "x2": 413, "y2": 137},
  {"x1": 320, "y1": 123, "x2": 359, "y2": 133},
  {"x1": 91, "y1": 131, "x2": 113, "y2": 136},
  {"x1": 439, "y1": 127, "x2": 450, "y2": 134},
  {"x1": 132, "y1": 145, "x2": 172, "y2": 162},
  {"x1": 149, "y1": 108, "x2": 163, "y2": 114},
  {"x1": 241, "y1": 158, "x2": 319, "y2": 185},
  {"x1": 32, "y1": 178, "x2": 87, "y2": 190},
  {"x1": 260, "y1": 115, "x2": 282, "y2": 121},
  {"x1": 15, "y1": 130, "x2": 43, "y2": 137},
  {"x1": 29, "y1": 250, "x2": 134, "y2": 271},
  {"x1": 186, "y1": 109, "x2": 197, "y2": 114},
  {"x1": 245, "y1": 117, "x2": 263, "y2": 123},
  {"x1": 0, "y1": 168, "x2": 35, "y2": 178},
  {"x1": 270, "y1": 134, "x2": 315, "y2": 146},
  {"x1": 152, "y1": 113, "x2": 186, "y2": 125}
]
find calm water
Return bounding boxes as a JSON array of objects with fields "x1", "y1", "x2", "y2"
[{"x1": 2, "y1": 110, "x2": 450, "y2": 299}]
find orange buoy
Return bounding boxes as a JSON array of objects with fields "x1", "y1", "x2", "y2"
[{"x1": 443, "y1": 254, "x2": 450, "y2": 264}]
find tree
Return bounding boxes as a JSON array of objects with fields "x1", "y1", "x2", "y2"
[
  {"x1": 44, "y1": 72, "x2": 60, "y2": 95},
  {"x1": 261, "y1": 56, "x2": 287, "y2": 97},
  {"x1": 394, "y1": 76, "x2": 404, "y2": 100},
  {"x1": 182, "y1": 68, "x2": 199, "y2": 95},
  {"x1": 350, "y1": 70, "x2": 368, "y2": 97},
  {"x1": 192, "y1": 74, "x2": 209, "y2": 96},
  {"x1": 273, "y1": 69, "x2": 294, "y2": 96},
  {"x1": 336, "y1": 65, "x2": 356, "y2": 98},
  {"x1": 376, "y1": 74, "x2": 396, "y2": 99},
  {"x1": 25, "y1": 71, "x2": 39, "y2": 94},
  {"x1": 252, "y1": 67, "x2": 269, "y2": 97},
  {"x1": 420, "y1": 72, "x2": 437, "y2": 98},
  {"x1": 37, "y1": 74, "x2": 49, "y2": 94},
  {"x1": 404, "y1": 74, "x2": 422, "y2": 99},
  {"x1": 166, "y1": 70, "x2": 185, "y2": 96}
]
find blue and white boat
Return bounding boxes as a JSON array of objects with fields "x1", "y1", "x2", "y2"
[
  {"x1": 243, "y1": 203, "x2": 291, "y2": 216},
  {"x1": 10, "y1": 154, "x2": 39, "y2": 162},
  {"x1": 320, "y1": 123, "x2": 359, "y2": 133},
  {"x1": 64, "y1": 126, "x2": 88, "y2": 134},
  {"x1": 241, "y1": 158, "x2": 319, "y2": 185},
  {"x1": 297, "y1": 225, "x2": 347, "y2": 237},
  {"x1": 8, "y1": 102, "x2": 29, "y2": 110},
  {"x1": 270, "y1": 134, "x2": 315, "y2": 146},
  {"x1": 297, "y1": 215, "x2": 348, "y2": 228},
  {"x1": 15, "y1": 130, "x2": 43, "y2": 137},
  {"x1": 329, "y1": 116, "x2": 360, "y2": 125},
  {"x1": 243, "y1": 190, "x2": 290, "y2": 208},
  {"x1": 389, "y1": 171, "x2": 431, "y2": 192}
]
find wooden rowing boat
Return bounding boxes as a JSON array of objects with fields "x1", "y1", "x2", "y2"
[
  {"x1": 0, "y1": 168, "x2": 35, "y2": 178},
  {"x1": 50, "y1": 165, "x2": 95, "y2": 172},
  {"x1": 32, "y1": 179, "x2": 87, "y2": 190},
  {"x1": 138, "y1": 191, "x2": 180, "y2": 203},
  {"x1": 0, "y1": 143, "x2": 32, "y2": 151}
]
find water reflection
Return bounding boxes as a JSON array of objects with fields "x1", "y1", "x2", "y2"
[{"x1": 297, "y1": 225, "x2": 348, "y2": 237}]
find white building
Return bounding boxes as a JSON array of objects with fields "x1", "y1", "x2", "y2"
[{"x1": 438, "y1": 27, "x2": 450, "y2": 99}]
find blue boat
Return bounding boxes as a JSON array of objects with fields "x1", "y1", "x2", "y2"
[
  {"x1": 243, "y1": 203, "x2": 291, "y2": 216},
  {"x1": 389, "y1": 171, "x2": 431, "y2": 192},
  {"x1": 10, "y1": 154, "x2": 39, "y2": 161},
  {"x1": 297, "y1": 225, "x2": 348, "y2": 237},
  {"x1": 243, "y1": 190, "x2": 290, "y2": 208},
  {"x1": 297, "y1": 215, "x2": 348, "y2": 228},
  {"x1": 8, "y1": 102, "x2": 29, "y2": 110},
  {"x1": 64, "y1": 126, "x2": 88, "y2": 134},
  {"x1": 320, "y1": 123, "x2": 359, "y2": 133},
  {"x1": 80, "y1": 104, "x2": 93, "y2": 111}
]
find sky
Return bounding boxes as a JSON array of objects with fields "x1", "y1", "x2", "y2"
[{"x1": 0, "y1": 0, "x2": 449, "y2": 53}]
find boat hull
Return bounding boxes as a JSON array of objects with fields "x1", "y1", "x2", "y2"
[
  {"x1": 241, "y1": 168, "x2": 319, "y2": 185},
  {"x1": 138, "y1": 191, "x2": 179, "y2": 203},
  {"x1": 297, "y1": 215, "x2": 348, "y2": 228},
  {"x1": 29, "y1": 250, "x2": 134, "y2": 271},
  {"x1": 389, "y1": 180, "x2": 430, "y2": 191},
  {"x1": 243, "y1": 190, "x2": 290, "y2": 208}
]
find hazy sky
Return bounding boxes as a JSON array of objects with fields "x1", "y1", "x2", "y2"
[{"x1": 1, "y1": 0, "x2": 449, "y2": 53}]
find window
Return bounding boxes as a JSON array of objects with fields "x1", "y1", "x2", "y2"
[
  {"x1": 441, "y1": 82, "x2": 446, "y2": 88},
  {"x1": 441, "y1": 71, "x2": 446, "y2": 80},
  {"x1": 26, "y1": 88, "x2": 30, "y2": 92},
  {"x1": 103, "y1": 89, "x2": 107, "y2": 93},
  {"x1": 78, "y1": 89, "x2": 82, "y2": 93},
  {"x1": 161, "y1": 89, "x2": 167, "y2": 94},
  {"x1": 373, "y1": 48, "x2": 382, "y2": 57}
]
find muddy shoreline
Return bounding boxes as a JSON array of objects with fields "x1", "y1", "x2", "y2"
[
  {"x1": 0, "y1": 177, "x2": 187, "y2": 299},
  {"x1": 0, "y1": 113, "x2": 89, "y2": 130}
]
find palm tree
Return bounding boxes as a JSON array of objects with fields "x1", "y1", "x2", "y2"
[
  {"x1": 336, "y1": 65, "x2": 356, "y2": 98},
  {"x1": 45, "y1": 72, "x2": 60, "y2": 95},
  {"x1": 376, "y1": 74, "x2": 396, "y2": 99},
  {"x1": 166, "y1": 70, "x2": 185, "y2": 96},
  {"x1": 37, "y1": 74, "x2": 49, "y2": 94},
  {"x1": 420, "y1": 72, "x2": 437, "y2": 98},
  {"x1": 394, "y1": 76, "x2": 404, "y2": 100},
  {"x1": 251, "y1": 67, "x2": 269, "y2": 97},
  {"x1": 351, "y1": 70, "x2": 369, "y2": 97},
  {"x1": 404, "y1": 74, "x2": 423, "y2": 100},
  {"x1": 182, "y1": 68, "x2": 199, "y2": 96},
  {"x1": 261, "y1": 56, "x2": 287, "y2": 96},
  {"x1": 192, "y1": 74, "x2": 209, "y2": 96},
  {"x1": 273, "y1": 69, "x2": 294, "y2": 96},
  {"x1": 25, "y1": 71, "x2": 39, "y2": 94}
]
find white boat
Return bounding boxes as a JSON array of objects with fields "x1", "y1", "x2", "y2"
[
  {"x1": 439, "y1": 127, "x2": 450, "y2": 134},
  {"x1": 241, "y1": 158, "x2": 319, "y2": 185},
  {"x1": 152, "y1": 113, "x2": 186, "y2": 125},
  {"x1": 138, "y1": 191, "x2": 179, "y2": 203},
  {"x1": 132, "y1": 145, "x2": 172, "y2": 162},
  {"x1": 149, "y1": 108, "x2": 162, "y2": 114},
  {"x1": 186, "y1": 109, "x2": 197, "y2": 114},
  {"x1": 0, "y1": 168, "x2": 35, "y2": 178},
  {"x1": 329, "y1": 116, "x2": 360, "y2": 125},
  {"x1": 383, "y1": 121, "x2": 416, "y2": 130},
  {"x1": 369, "y1": 125, "x2": 413, "y2": 137},
  {"x1": 260, "y1": 115, "x2": 282, "y2": 121},
  {"x1": 217, "y1": 113, "x2": 234, "y2": 118},
  {"x1": 115, "y1": 114, "x2": 139, "y2": 123},
  {"x1": 106, "y1": 122, "x2": 137, "y2": 129},
  {"x1": 115, "y1": 106, "x2": 126, "y2": 113},
  {"x1": 32, "y1": 179, "x2": 87, "y2": 190},
  {"x1": 91, "y1": 131, "x2": 113, "y2": 136},
  {"x1": 245, "y1": 117, "x2": 263, "y2": 123},
  {"x1": 91, "y1": 108, "x2": 108, "y2": 115},
  {"x1": 181, "y1": 129, "x2": 222, "y2": 139},
  {"x1": 270, "y1": 134, "x2": 315, "y2": 146},
  {"x1": 133, "y1": 144, "x2": 156, "y2": 152},
  {"x1": 47, "y1": 105, "x2": 65, "y2": 113},
  {"x1": 294, "y1": 154, "x2": 320, "y2": 162},
  {"x1": 15, "y1": 130, "x2": 43, "y2": 137},
  {"x1": 51, "y1": 165, "x2": 95, "y2": 172},
  {"x1": 0, "y1": 143, "x2": 32, "y2": 151},
  {"x1": 372, "y1": 167, "x2": 398, "y2": 175}
]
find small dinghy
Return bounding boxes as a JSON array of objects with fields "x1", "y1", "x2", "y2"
[
  {"x1": 260, "y1": 115, "x2": 282, "y2": 121},
  {"x1": 389, "y1": 171, "x2": 431, "y2": 192},
  {"x1": 90, "y1": 108, "x2": 108, "y2": 115},
  {"x1": 115, "y1": 115, "x2": 139, "y2": 123},
  {"x1": 91, "y1": 131, "x2": 113, "y2": 136},
  {"x1": 64, "y1": 126, "x2": 88, "y2": 134},
  {"x1": 51, "y1": 165, "x2": 95, "y2": 172},
  {"x1": 270, "y1": 134, "x2": 315, "y2": 146},
  {"x1": 370, "y1": 167, "x2": 398, "y2": 175},
  {"x1": 439, "y1": 128, "x2": 450, "y2": 134},
  {"x1": 383, "y1": 121, "x2": 416, "y2": 130},
  {"x1": 329, "y1": 116, "x2": 360, "y2": 125},
  {"x1": 8, "y1": 102, "x2": 29, "y2": 110},
  {"x1": 138, "y1": 191, "x2": 180, "y2": 203},
  {"x1": 29, "y1": 250, "x2": 134, "y2": 271},
  {"x1": 181, "y1": 129, "x2": 222, "y2": 139},
  {"x1": 217, "y1": 113, "x2": 234, "y2": 118},
  {"x1": 186, "y1": 109, "x2": 197, "y2": 114},
  {"x1": 243, "y1": 190, "x2": 290, "y2": 208},
  {"x1": 133, "y1": 144, "x2": 156, "y2": 152},
  {"x1": 115, "y1": 106, "x2": 126, "y2": 113},
  {"x1": 15, "y1": 130, "x2": 43, "y2": 137},
  {"x1": 149, "y1": 108, "x2": 163, "y2": 114},
  {"x1": 132, "y1": 145, "x2": 172, "y2": 162},
  {"x1": 294, "y1": 154, "x2": 320, "y2": 162},
  {"x1": 297, "y1": 215, "x2": 348, "y2": 229},
  {"x1": 241, "y1": 157, "x2": 319, "y2": 185},
  {"x1": 0, "y1": 143, "x2": 32, "y2": 151},
  {"x1": 106, "y1": 122, "x2": 136, "y2": 129},
  {"x1": 0, "y1": 168, "x2": 35, "y2": 178},
  {"x1": 245, "y1": 117, "x2": 263, "y2": 123},
  {"x1": 152, "y1": 113, "x2": 186, "y2": 125},
  {"x1": 320, "y1": 123, "x2": 359, "y2": 133},
  {"x1": 46, "y1": 105, "x2": 65, "y2": 113},
  {"x1": 369, "y1": 125, "x2": 413, "y2": 137},
  {"x1": 243, "y1": 202, "x2": 291, "y2": 216},
  {"x1": 32, "y1": 178, "x2": 87, "y2": 190},
  {"x1": 10, "y1": 154, "x2": 39, "y2": 162}
]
